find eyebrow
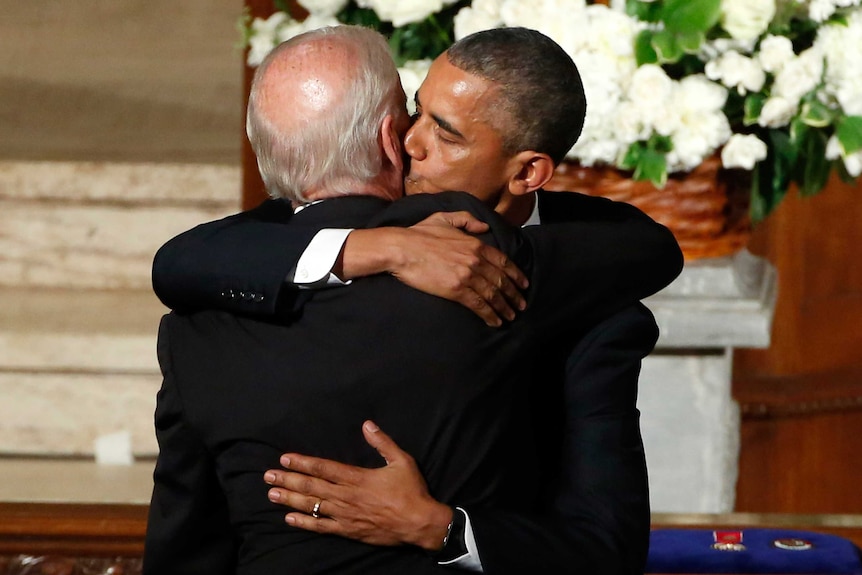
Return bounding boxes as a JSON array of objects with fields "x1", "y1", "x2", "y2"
[{"x1": 415, "y1": 93, "x2": 464, "y2": 139}]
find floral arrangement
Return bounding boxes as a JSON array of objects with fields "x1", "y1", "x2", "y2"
[{"x1": 243, "y1": 0, "x2": 862, "y2": 221}]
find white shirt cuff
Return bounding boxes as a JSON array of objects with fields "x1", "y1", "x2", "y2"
[
  {"x1": 289, "y1": 228, "x2": 353, "y2": 287},
  {"x1": 438, "y1": 507, "x2": 483, "y2": 572}
]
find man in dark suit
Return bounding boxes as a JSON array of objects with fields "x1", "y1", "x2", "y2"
[{"x1": 148, "y1": 26, "x2": 682, "y2": 574}]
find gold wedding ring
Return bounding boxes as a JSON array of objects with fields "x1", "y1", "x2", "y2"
[{"x1": 311, "y1": 499, "x2": 322, "y2": 519}]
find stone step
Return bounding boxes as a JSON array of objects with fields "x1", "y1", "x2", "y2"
[
  {"x1": 0, "y1": 458, "x2": 154, "y2": 504},
  {"x1": 0, "y1": 287, "x2": 166, "y2": 457},
  {"x1": 0, "y1": 161, "x2": 239, "y2": 290}
]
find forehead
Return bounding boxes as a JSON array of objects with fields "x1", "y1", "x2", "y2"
[{"x1": 418, "y1": 56, "x2": 501, "y2": 135}]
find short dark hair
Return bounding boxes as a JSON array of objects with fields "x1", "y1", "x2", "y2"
[{"x1": 447, "y1": 27, "x2": 586, "y2": 165}]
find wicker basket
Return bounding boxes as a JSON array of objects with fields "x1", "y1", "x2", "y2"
[{"x1": 546, "y1": 155, "x2": 752, "y2": 261}]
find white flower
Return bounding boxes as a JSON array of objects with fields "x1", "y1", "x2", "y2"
[
  {"x1": 758, "y1": 96, "x2": 797, "y2": 127},
  {"x1": 827, "y1": 134, "x2": 862, "y2": 177},
  {"x1": 809, "y1": 0, "x2": 838, "y2": 21},
  {"x1": 700, "y1": 37, "x2": 758, "y2": 60},
  {"x1": 771, "y1": 46, "x2": 824, "y2": 104},
  {"x1": 297, "y1": 0, "x2": 349, "y2": 17},
  {"x1": 817, "y1": 9, "x2": 862, "y2": 115},
  {"x1": 721, "y1": 134, "x2": 768, "y2": 169},
  {"x1": 247, "y1": 13, "x2": 290, "y2": 67},
  {"x1": 358, "y1": 0, "x2": 446, "y2": 27},
  {"x1": 704, "y1": 51, "x2": 766, "y2": 95},
  {"x1": 454, "y1": 0, "x2": 504, "y2": 40},
  {"x1": 613, "y1": 102, "x2": 652, "y2": 143},
  {"x1": 757, "y1": 35, "x2": 795, "y2": 73},
  {"x1": 626, "y1": 65, "x2": 675, "y2": 133},
  {"x1": 721, "y1": 0, "x2": 776, "y2": 40},
  {"x1": 665, "y1": 76, "x2": 731, "y2": 172},
  {"x1": 499, "y1": 0, "x2": 589, "y2": 56},
  {"x1": 397, "y1": 59, "x2": 432, "y2": 114}
]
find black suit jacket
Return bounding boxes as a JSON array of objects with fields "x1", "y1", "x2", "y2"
[
  {"x1": 145, "y1": 192, "x2": 674, "y2": 574},
  {"x1": 148, "y1": 191, "x2": 683, "y2": 574}
]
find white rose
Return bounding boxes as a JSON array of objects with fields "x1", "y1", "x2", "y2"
[
  {"x1": 500, "y1": 0, "x2": 588, "y2": 56},
  {"x1": 809, "y1": 0, "x2": 838, "y2": 22},
  {"x1": 665, "y1": 77, "x2": 731, "y2": 172},
  {"x1": 758, "y1": 96, "x2": 797, "y2": 127},
  {"x1": 624, "y1": 65, "x2": 677, "y2": 135},
  {"x1": 397, "y1": 59, "x2": 432, "y2": 114},
  {"x1": 721, "y1": 0, "x2": 776, "y2": 40},
  {"x1": 844, "y1": 151, "x2": 862, "y2": 178},
  {"x1": 721, "y1": 134, "x2": 768, "y2": 169},
  {"x1": 704, "y1": 51, "x2": 766, "y2": 95},
  {"x1": 826, "y1": 134, "x2": 862, "y2": 177},
  {"x1": 454, "y1": 1, "x2": 504, "y2": 40},
  {"x1": 772, "y1": 46, "x2": 824, "y2": 104},
  {"x1": 358, "y1": 0, "x2": 444, "y2": 26},
  {"x1": 757, "y1": 35, "x2": 795, "y2": 73},
  {"x1": 298, "y1": 0, "x2": 349, "y2": 17},
  {"x1": 817, "y1": 10, "x2": 862, "y2": 115},
  {"x1": 246, "y1": 13, "x2": 290, "y2": 67},
  {"x1": 613, "y1": 101, "x2": 651, "y2": 143},
  {"x1": 700, "y1": 37, "x2": 757, "y2": 60}
]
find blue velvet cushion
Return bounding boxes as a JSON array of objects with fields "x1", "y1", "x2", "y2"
[{"x1": 646, "y1": 529, "x2": 862, "y2": 574}]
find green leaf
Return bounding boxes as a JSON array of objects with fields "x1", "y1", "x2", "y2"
[
  {"x1": 800, "y1": 99, "x2": 834, "y2": 128},
  {"x1": 789, "y1": 117, "x2": 810, "y2": 146},
  {"x1": 649, "y1": 133, "x2": 674, "y2": 154},
  {"x1": 662, "y1": 0, "x2": 722, "y2": 34},
  {"x1": 744, "y1": 94, "x2": 766, "y2": 126},
  {"x1": 651, "y1": 30, "x2": 683, "y2": 64},
  {"x1": 677, "y1": 30, "x2": 706, "y2": 54},
  {"x1": 635, "y1": 149, "x2": 668, "y2": 188},
  {"x1": 837, "y1": 115, "x2": 862, "y2": 154},
  {"x1": 627, "y1": 0, "x2": 664, "y2": 23},
  {"x1": 635, "y1": 30, "x2": 659, "y2": 65},
  {"x1": 749, "y1": 164, "x2": 768, "y2": 223},
  {"x1": 799, "y1": 130, "x2": 830, "y2": 196},
  {"x1": 620, "y1": 142, "x2": 644, "y2": 171},
  {"x1": 769, "y1": 130, "x2": 793, "y2": 208}
]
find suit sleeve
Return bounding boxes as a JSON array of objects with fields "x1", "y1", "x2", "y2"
[
  {"x1": 152, "y1": 199, "x2": 319, "y2": 315},
  {"x1": 466, "y1": 304, "x2": 656, "y2": 575},
  {"x1": 144, "y1": 316, "x2": 237, "y2": 575},
  {"x1": 520, "y1": 196, "x2": 683, "y2": 335}
]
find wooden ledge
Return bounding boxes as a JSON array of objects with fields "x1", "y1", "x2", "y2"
[{"x1": 0, "y1": 502, "x2": 147, "y2": 556}]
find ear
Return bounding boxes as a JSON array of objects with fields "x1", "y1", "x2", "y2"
[
  {"x1": 380, "y1": 114, "x2": 403, "y2": 175},
  {"x1": 507, "y1": 151, "x2": 555, "y2": 196}
]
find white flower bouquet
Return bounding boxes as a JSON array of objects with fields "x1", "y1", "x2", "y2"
[{"x1": 243, "y1": 0, "x2": 862, "y2": 221}]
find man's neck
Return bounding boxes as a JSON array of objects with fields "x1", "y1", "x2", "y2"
[
  {"x1": 296, "y1": 181, "x2": 401, "y2": 210},
  {"x1": 495, "y1": 193, "x2": 536, "y2": 227}
]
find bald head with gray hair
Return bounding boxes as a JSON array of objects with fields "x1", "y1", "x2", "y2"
[{"x1": 246, "y1": 25, "x2": 406, "y2": 204}]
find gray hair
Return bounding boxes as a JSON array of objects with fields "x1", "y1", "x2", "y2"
[
  {"x1": 246, "y1": 26, "x2": 403, "y2": 203},
  {"x1": 447, "y1": 27, "x2": 586, "y2": 165}
]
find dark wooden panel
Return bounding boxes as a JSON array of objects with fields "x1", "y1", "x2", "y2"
[
  {"x1": 0, "y1": 503, "x2": 147, "y2": 556},
  {"x1": 732, "y1": 172, "x2": 862, "y2": 514}
]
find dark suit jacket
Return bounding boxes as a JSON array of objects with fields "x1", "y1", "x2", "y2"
[
  {"x1": 147, "y1": 191, "x2": 682, "y2": 574},
  {"x1": 468, "y1": 302, "x2": 656, "y2": 575}
]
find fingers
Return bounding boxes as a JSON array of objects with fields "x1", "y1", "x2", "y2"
[
  {"x1": 465, "y1": 247, "x2": 528, "y2": 324},
  {"x1": 439, "y1": 211, "x2": 490, "y2": 234},
  {"x1": 265, "y1": 469, "x2": 341, "y2": 504},
  {"x1": 284, "y1": 512, "x2": 340, "y2": 534},
  {"x1": 267, "y1": 482, "x2": 332, "y2": 518},
  {"x1": 361, "y1": 420, "x2": 409, "y2": 466},
  {"x1": 277, "y1": 452, "x2": 360, "y2": 485}
]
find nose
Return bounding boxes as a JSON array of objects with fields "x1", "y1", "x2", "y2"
[{"x1": 404, "y1": 123, "x2": 425, "y2": 161}]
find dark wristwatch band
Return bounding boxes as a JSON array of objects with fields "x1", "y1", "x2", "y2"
[{"x1": 431, "y1": 507, "x2": 469, "y2": 565}]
